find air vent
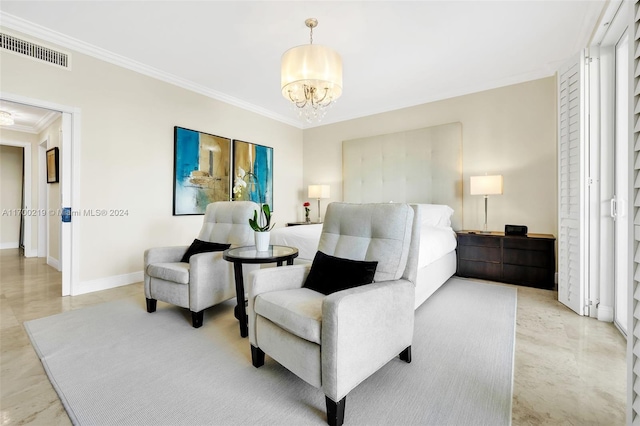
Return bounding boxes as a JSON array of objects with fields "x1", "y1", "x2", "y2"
[{"x1": 1, "y1": 32, "x2": 69, "y2": 68}]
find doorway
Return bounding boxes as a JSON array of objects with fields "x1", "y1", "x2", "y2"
[
  {"x1": 595, "y1": 2, "x2": 631, "y2": 335},
  {"x1": 0, "y1": 104, "x2": 62, "y2": 269},
  {"x1": 0, "y1": 94, "x2": 79, "y2": 296}
]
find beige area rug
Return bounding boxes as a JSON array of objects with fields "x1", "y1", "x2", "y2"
[{"x1": 25, "y1": 277, "x2": 516, "y2": 425}]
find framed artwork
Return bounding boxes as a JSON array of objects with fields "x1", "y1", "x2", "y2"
[
  {"x1": 232, "y1": 140, "x2": 273, "y2": 210},
  {"x1": 173, "y1": 126, "x2": 231, "y2": 215},
  {"x1": 46, "y1": 147, "x2": 59, "y2": 184}
]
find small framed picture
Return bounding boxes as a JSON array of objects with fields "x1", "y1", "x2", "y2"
[{"x1": 46, "y1": 147, "x2": 59, "y2": 184}]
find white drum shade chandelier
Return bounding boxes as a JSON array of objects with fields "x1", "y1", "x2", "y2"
[{"x1": 281, "y1": 18, "x2": 342, "y2": 123}]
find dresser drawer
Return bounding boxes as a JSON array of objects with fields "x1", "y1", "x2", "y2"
[
  {"x1": 458, "y1": 245, "x2": 501, "y2": 262},
  {"x1": 457, "y1": 261, "x2": 502, "y2": 281},
  {"x1": 503, "y1": 237, "x2": 553, "y2": 251},
  {"x1": 457, "y1": 234, "x2": 501, "y2": 248},
  {"x1": 503, "y1": 264, "x2": 554, "y2": 289},
  {"x1": 503, "y1": 248, "x2": 553, "y2": 268}
]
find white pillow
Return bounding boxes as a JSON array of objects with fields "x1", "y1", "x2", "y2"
[{"x1": 417, "y1": 204, "x2": 454, "y2": 228}]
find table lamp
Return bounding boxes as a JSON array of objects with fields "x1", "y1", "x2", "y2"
[
  {"x1": 308, "y1": 184, "x2": 330, "y2": 223},
  {"x1": 470, "y1": 175, "x2": 503, "y2": 233}
]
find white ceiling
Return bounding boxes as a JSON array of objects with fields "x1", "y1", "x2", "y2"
[{"x1": 0, "y1": 1, "x2": 607, "y2": 129}]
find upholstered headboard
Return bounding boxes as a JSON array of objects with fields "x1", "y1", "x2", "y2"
[{"x1": 342, "y1": 122, "x2": 463, "y2": 230}]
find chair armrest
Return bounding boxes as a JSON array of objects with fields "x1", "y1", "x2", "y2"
[
  {"x1": 188, "y1": 251, "x2": 233, "y2": 312},
  {"x1": 321, "y1": 279, "x2": 415, "y2": 402},
  {"x1": 247, "y1": 264, "x2": 311, "y2": 344},
  {"x1": 144, "y1": 246, "x2": 189, "y2": 267},
  {"x1": 144, "y1": 246, "x2": 189, "y2": 297}
]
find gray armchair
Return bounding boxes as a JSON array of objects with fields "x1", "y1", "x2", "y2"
[
  {"x1": 247, "y1": 202, "x2": 420, "y2": 426},
  {"x1": 144, "y1": 201, "x2": 258, "y2": 328}
]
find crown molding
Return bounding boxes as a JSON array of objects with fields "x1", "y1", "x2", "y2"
[
  {"x1": 0, "y1": 115, "x2": 59, "y2": 134},
  {"x1": 35, "y1": 110, "x2": 61, "y2": 134},
  {"x1": 1, "y1": 123, "x2": 35, "y2": 133},
  {"x1": 0, "y1": 12, "x2": 303, "y2": 129}
]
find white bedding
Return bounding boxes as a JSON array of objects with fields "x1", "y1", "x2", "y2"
[
  {"x1": 270, "y1": 224, "x2": 324, "y2": 261},
  {"x1": 271, "y1": 223, "x2": 456, "y2": 270},
  {"x1": 418, "y1": 226, "x2": 457, "y2": 269}
]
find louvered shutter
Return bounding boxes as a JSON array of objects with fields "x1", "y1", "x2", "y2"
[
  {"x1": 629, "y1": 1, "x2": 640, "y2": 423},
  {"x1": 558, "y1": 53, "x2": 587, "y2": 315}
]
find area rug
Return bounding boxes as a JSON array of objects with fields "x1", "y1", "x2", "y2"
[{"x1": 24, "y1": 277, "x2": 516, "y2": 425}]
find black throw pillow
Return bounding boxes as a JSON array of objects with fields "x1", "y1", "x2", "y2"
[
  {"x1": 303, "y1": 251, "x2": 378, "y2": 295},
  {"x1": 181, "y1": 239, "x2": 231, "y2": 263}
]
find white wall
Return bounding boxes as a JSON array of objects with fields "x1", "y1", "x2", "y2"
[
  {"x1": 0, "y1": 30, "x2": 303, "y2": 292},
  {"x1": 0, "y1": 145, "x2": 23, "y2": 248},
  {"x1": 303, "y1": 77, "x2": 558, "y2": 237}
]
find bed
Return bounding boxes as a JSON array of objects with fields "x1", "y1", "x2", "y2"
[{"x1": 273, "y1": 122, "x2": 463, "y2": 309}]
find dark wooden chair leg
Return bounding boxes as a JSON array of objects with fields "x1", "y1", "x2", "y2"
[
  {"x1": 325, "y1": 396, "x2": 346, "y2": 426},
  {"x1": 399, "y1": 345, "x2": 412, "y2": 363},
  {"x1": 191, "y1": 310, "x2": 204, "y2": 328},
  {"x1": 146, "y1": 298, "x2": 157, "y2": 313},
  {"x1": 251, "y1": 345, "x2": 265, "y2": 368}
]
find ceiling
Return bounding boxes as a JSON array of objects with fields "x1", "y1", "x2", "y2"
[
  {"x1": 0, "y1": 99, "x2": 60, "y2": 134},
  {"x1": 0, "y1": 1, "x2": 607, "y2": 129}
]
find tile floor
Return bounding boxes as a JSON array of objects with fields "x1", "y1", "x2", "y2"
[{"x1": 0, "y1": 249, "x2": 626, "y2": 425}]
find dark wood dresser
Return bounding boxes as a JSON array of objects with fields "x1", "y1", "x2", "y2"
[{"x1": 455, "y1": 231, "x2": 556, "y2": 290}]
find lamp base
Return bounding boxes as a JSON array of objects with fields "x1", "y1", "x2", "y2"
[{"x1": 481, "y1": 197, "x2": 490, "y2": 234}]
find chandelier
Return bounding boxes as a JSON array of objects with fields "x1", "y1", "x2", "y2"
[
  {"x1": 0, "y1": 110, "x2": 14, "y2": 126},
  {"x1": 281, "y1": 18, "x2": 343, "y2": 123}
]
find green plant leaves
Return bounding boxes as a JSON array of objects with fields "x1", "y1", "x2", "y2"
[{"x1": 248, "y1": 204, "x2": 275, "y2": 232}]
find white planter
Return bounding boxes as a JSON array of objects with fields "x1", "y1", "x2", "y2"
[{"x1": 255, "y1": 231, "x2": 270, "y2": 252}]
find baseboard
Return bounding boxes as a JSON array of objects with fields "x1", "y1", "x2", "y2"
[
  {"x1": 0, "y1": 246, "x2": 41, "y2": 257},
  {"x1": 24, "y1": 249, "x2": 38, "y2": 258},
  {"x1": 597, "y1": 304, "x2": 614, "y2": 322},
  {"x1": 73, "y1": 271, "x2": 144, "y2": 296},
  {"x1": 47, "y1": 256, "x2": 60, "y2": 271}
]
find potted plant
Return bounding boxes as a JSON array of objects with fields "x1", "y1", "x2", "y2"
[{"x1": 249, "y1": 204, "x2": 275, "y2": 251}]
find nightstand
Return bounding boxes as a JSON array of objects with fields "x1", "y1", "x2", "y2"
[
  {"x1": 286, "y1": 221, "x2": 322, "y2": 226},
  {"x1": 455, "y1": 231, "x2": 556, "y2": 290}
]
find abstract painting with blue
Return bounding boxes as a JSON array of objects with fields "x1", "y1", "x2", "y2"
[
  {"x1": 173, "y1": 126, "x2": 231, "y2": 215},
  {"x1": 232, "y1": 140, "x2": 274, "y2": 211}
]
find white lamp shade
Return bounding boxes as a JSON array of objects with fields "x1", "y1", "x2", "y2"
[
  {"x1": 281, "y1": 44, "x2": 343, "y2": 101},
  {"x1": 470, "y1": 175, "x2": 503, "y2": 195},
  {"x1": 308, "y1": 184, "x2": 330, "y2": 199}
]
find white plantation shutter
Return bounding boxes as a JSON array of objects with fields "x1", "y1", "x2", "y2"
[
  {"x1": 630, "y1": 1, "x2": 640, "y2": 423},
  {"x1": 558, "y1": 53, "x2": 587, "y2": 315}
]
